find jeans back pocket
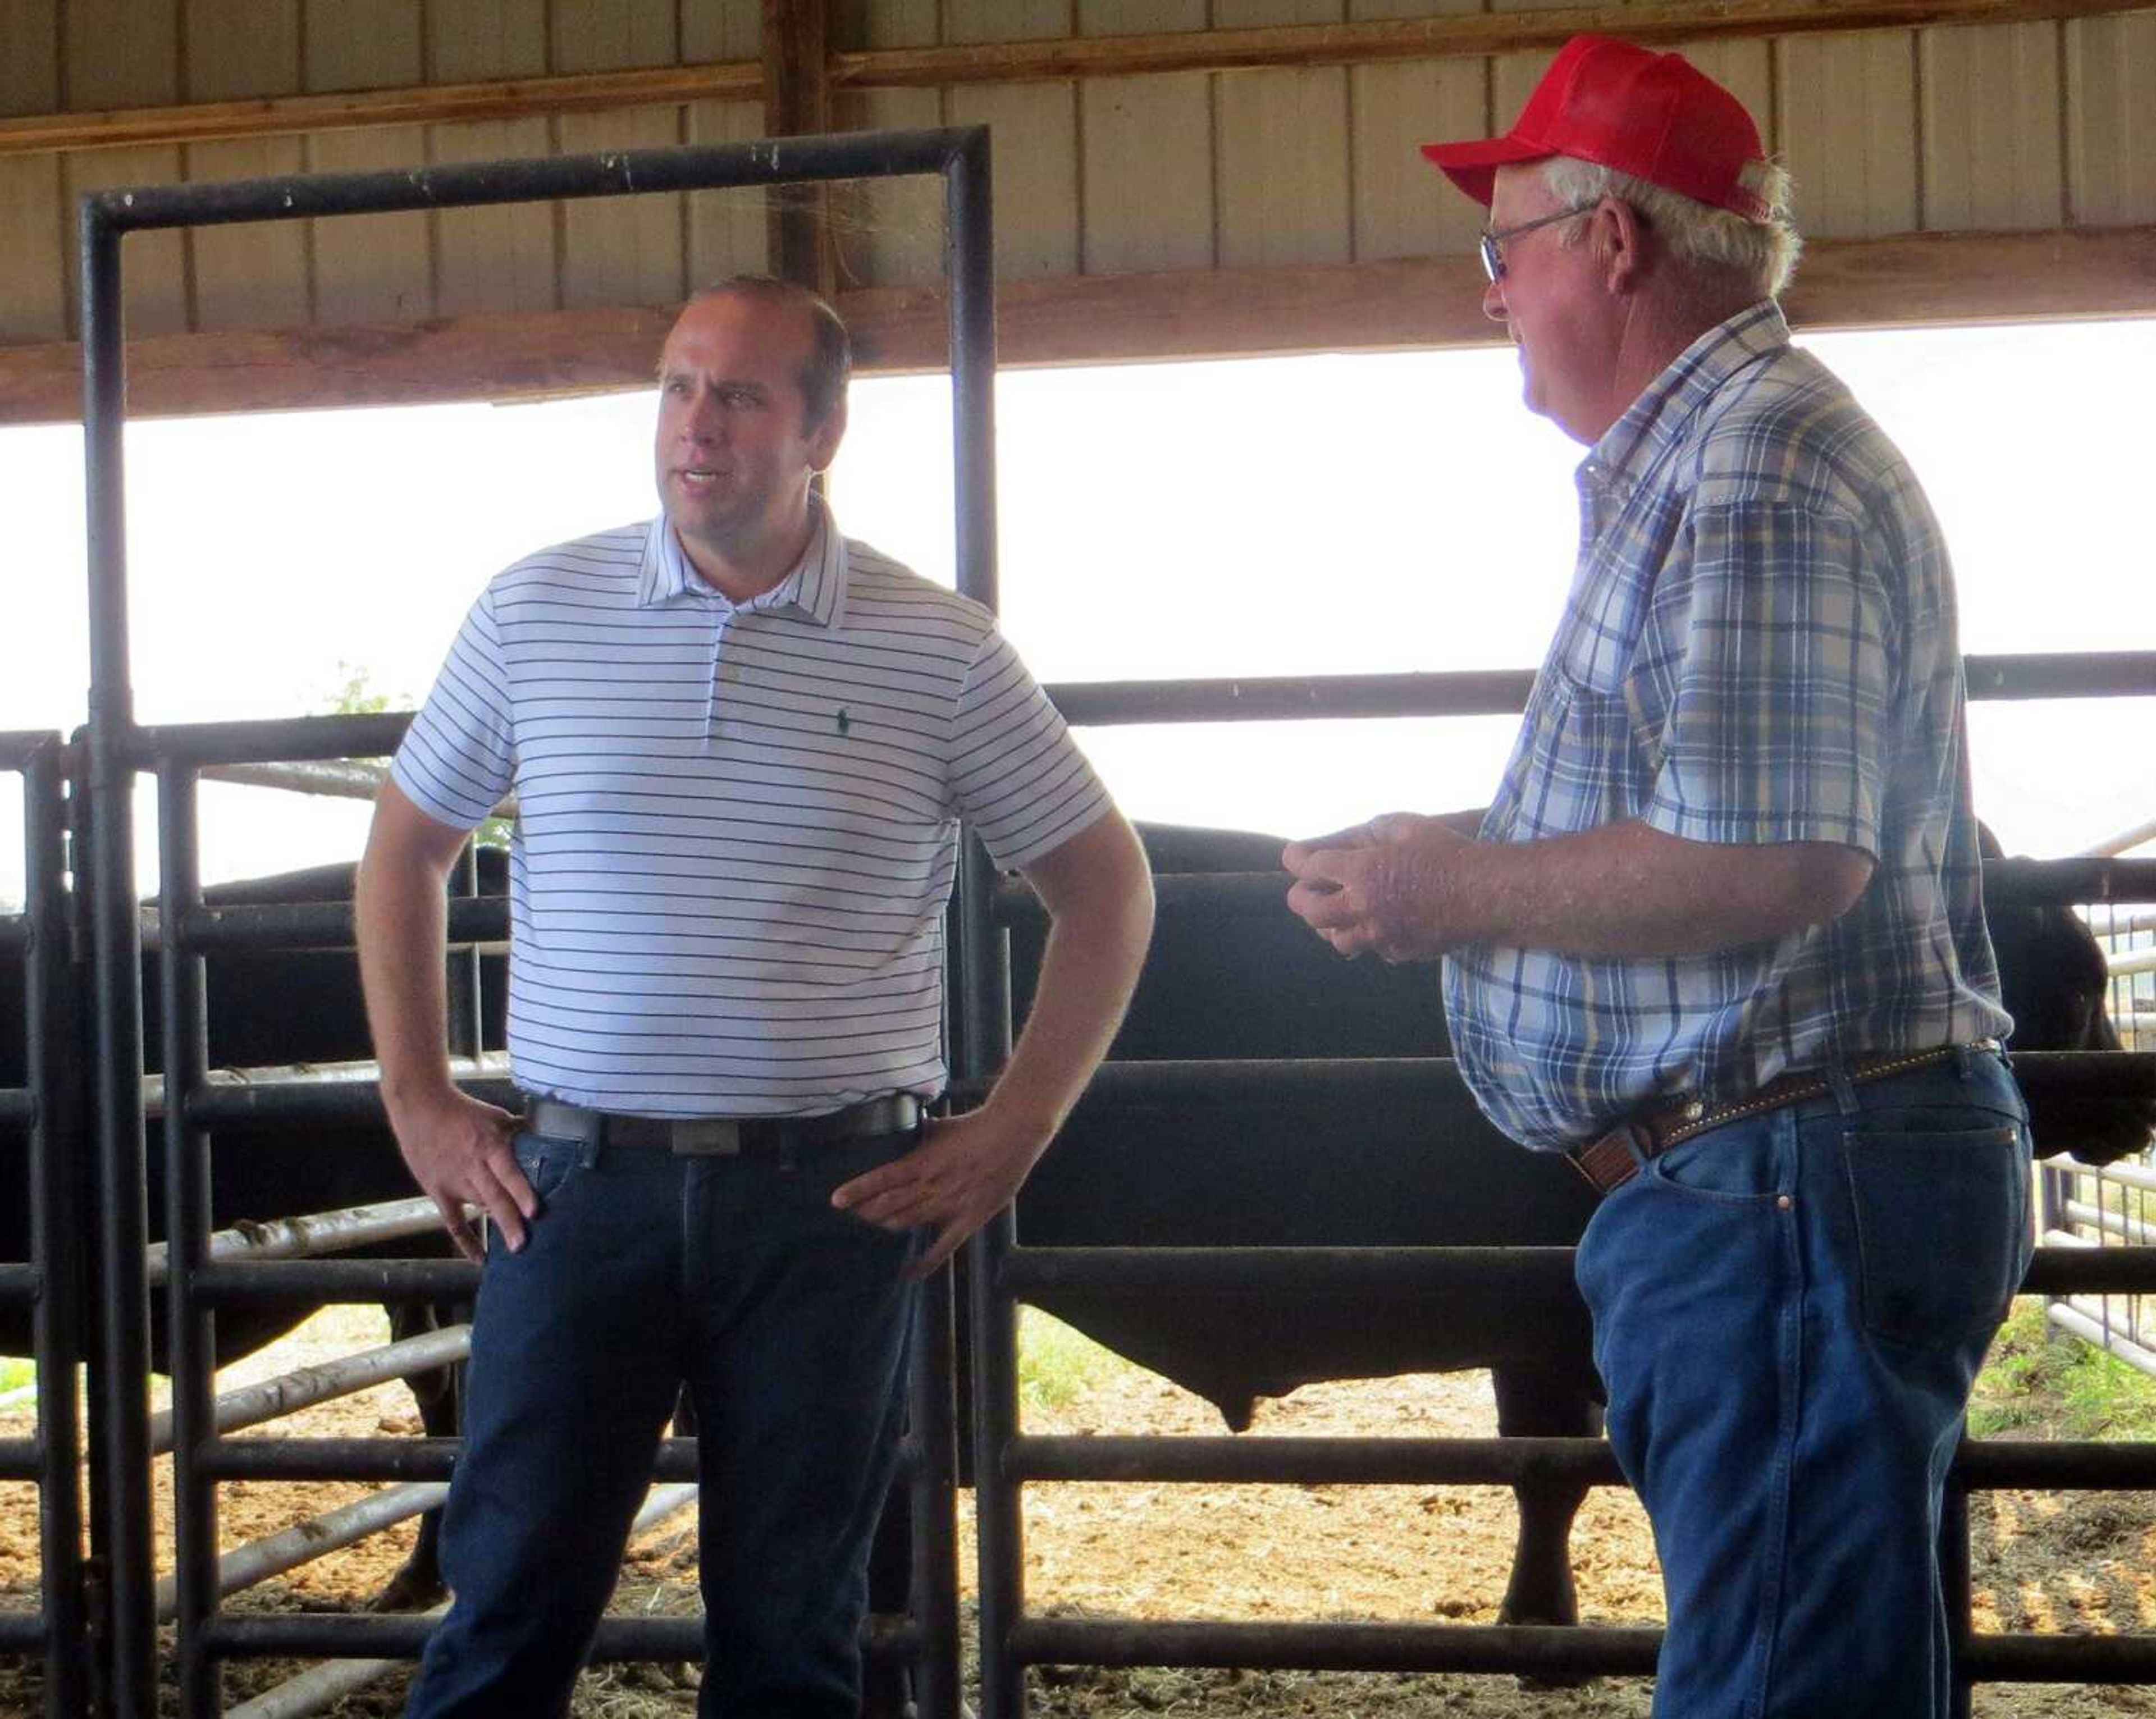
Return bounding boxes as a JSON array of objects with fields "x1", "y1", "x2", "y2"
[{"x1": 1842, "y1": 1123, "x2": 2027, "y2": 1347}]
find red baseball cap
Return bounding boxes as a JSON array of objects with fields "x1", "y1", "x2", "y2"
[{"x1": 1420, "y1": 35, "x2": 1770, "y2": 221}]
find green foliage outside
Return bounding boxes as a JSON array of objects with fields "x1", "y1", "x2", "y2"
[
  {"x1": 322, "y1": 662, "x2": 512, "y2": 851},
  {"x1": 1971, "y1": 1298, "x2": 2156, "y2": 1441},
  {"x1": 0, "y1": 1357, "x2": 33, "y2": 1396},
  {"x1": 1017, "y1": 1307, "x2": 1130, "y2": 1411}
]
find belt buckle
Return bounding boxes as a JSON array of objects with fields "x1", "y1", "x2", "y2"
[{"x1": 672, "y1": 1118, "x2": 743, "y2": 1156}]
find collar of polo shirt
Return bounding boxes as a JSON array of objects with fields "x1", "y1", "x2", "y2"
[{"x1": 639, "y1": 498, "x2": 849, "y2": 630}]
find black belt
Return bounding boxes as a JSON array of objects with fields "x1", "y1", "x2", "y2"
[
  {"x1": 522, "y1": 1093, "x2": 921, "y2": 1158},
  {"x1": 1568, "y1": 1041, "x2": 1999, "y2": 1196}
]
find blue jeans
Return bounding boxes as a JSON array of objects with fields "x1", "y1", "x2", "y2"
[
  {"x1": 404, "y1": 1124, "x2": 922, "y2": 1719},
  {"x1": 1573, "y1": 1048, "x2": 2031, "y2": 1719}
]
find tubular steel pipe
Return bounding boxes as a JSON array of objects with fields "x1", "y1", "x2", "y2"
[
  {"x1": 198, "y1": 1433, "x2": 923, "y2": 1489},
  {"x1": 159, "y1": 763, "x2": 225, "y2": 1719},
  {"x1": 0, "y1": 1437, "x2": 40, "y2": 1480},
  {"x1": 148, "y1": 1325, "x2": 472, "y2": 1455},
  {"x1": 1008, "y1": 1617, "x2": 1665, "y2": 1678},
  {"x1": 0, "y1": 1090, "x2": 34, "y2": 1128},
  {"x1": 0, "y1": 1264, "x2": 36, "y2": 1299},
  {"x1": 23, "y1": 735, "x2": 88, "y2": 1719},
  {"x1": 1008, "y1": 1433, "x2": 1624, "y2": 1488},
  {"x1": 91, "y1": 129, "x2": 978, "y2": 234},
  {"x1": 173, "y1": 1057, "x2": 514, "y2": 1123},
  {"x1": 0, "y1": 1615, "x2": 44, "y2": 1652},
  {"x1": 202, "y1": 1611, "x2": 920, "y2": 1663},
  {"x1": 1002, "y1": 1243, "x2": 1582, "y2": 1299},
  {"x1": 153, "y1": 1483, "x2": 450, "y2": 1620},
  {"x1": 191, "y1": 1259, "x2": 481, "y2": 1306},
  {"x1": 175, "y1": 894, "x2": 507, "y2": 954},
  {"x1": 909, "y1": 1265, "x2": 961, "y2": 1719},
  {"x1": 83, "y1": 190, "x2": 159, "y2": 1719},
  {"x1": 145, "y1": 1196, "x2": 458, "y2": 1287}
]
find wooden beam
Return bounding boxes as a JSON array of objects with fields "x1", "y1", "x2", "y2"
[
  {"x1": 830, "y1": 0, "x2": 2156, "y2": 88},
  {"x1": 1, "y1": 227, "x2": 2149, "y2": 426},
  {"x1": 7, "y1": 0, "x2": 2154, "y2": 158},
  {"x1": 763, "y1": 0, "x2": 834, "y2": 292}
]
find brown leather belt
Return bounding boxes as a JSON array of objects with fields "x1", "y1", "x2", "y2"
[
  {"x1": 523, "y1": 1093, "x2": 921, "y2": 1158},
  {"x1": 1568, "y1": 1042, "x2": 1999, "y2": 1196}
]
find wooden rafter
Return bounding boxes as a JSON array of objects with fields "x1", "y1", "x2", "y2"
[
  {"x1": 3, "y1": 0, "x2": 2152, "y2": 159},
  {"x1": 764, "y1": 0, "x2": 834, "y2": 292},
  {"x1": 0, "y1": 227, "x2": 2148, "y2": 427}
]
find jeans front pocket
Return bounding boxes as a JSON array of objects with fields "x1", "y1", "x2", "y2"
[
  {"x1": 510, "y1": 1131, "x2": 585, "y2": 1204},
  {"x1": 1842, "y1": 1123, "x2": 2027, "y2": 1347}
]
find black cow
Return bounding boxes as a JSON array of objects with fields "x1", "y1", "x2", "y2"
[
  {"x1": 0, "y1": 854, "x2": 506, "y2": 1611},
  {"x1": 1002, "y1": 821, "x2": 2155, "y2": 1629}
]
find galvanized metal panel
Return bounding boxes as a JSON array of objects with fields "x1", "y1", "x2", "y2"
[
  {"x1": 432, "y1": 118, "x2": 557, "y2": 316},
  {"x1": 182, "y1": 3, "x2": 305, "y2": 333},
  {"x1": 185, "y1": 139, "x2": 310, "y2": 331},
  {"x1": 1080, "y1": 0, "x2": 1212, "y2": 275},
  {"x1": 0, "y1": 3, "x2": 62, "y2": 339},
  {"x1": 559, "y1": 108, "x2": 687, "y2": 310},
  {"x1": 833, "y1": 86, "x2": 944, "y2": 289},
  {"x1": 1778, "y1": 32, "x2": 1921, "y2": 238},
  {"x1": 551, "y1": 0, "x2": 677, "y2": 74},
  {"x1": 63, "y1": 147, "x2": 189, "y2": 337},
  {"x1": 303, "y1": 2, "x2": 429, "y2": 326},
  {"x1": 852, "y1": 0, "x2": 939, "y2": 51},
  {"x1": 1921, "y1": 22, "x2": 2063, "y2": 231},
  {"x1": 2065, "y1": 12, "x2": 2156, "y2": 226},
  {"x1": 65, "y1": 0, "x2": 178, "y2": 107},
  {"x1": 681, "y1": 2, "x2": 761, "y2": 61},
  {"x1": 947, "y1": 1, "x2": 1079, "y2": 280},
  {"x1": 1217, "y1": 1, "x2": 1351, "y2": 269},
  {"x1": 1351, "y1": 1, "x2": 1487, "y2": 264},
  {"x1": 0, "y1": 157, "x2": 65, "y2": 340},
  {"x1": 307, "y1": 126, "x2": 433, "y2": 326},
  {"x1": 686, "y1": 100, "x2": 773, "y2": 288},
  {"x1": 0, "y1": 0, "x2": 59, "y2": 115},
  {"x1": 427, "y1": 1, "x2": 552, "y2": 321},
  {"x1": 427, "y1": 0, "x2": 546, "y2": 81},
  {"x1": 303, "y1": 0, "x2": 422, "y2": 95}
]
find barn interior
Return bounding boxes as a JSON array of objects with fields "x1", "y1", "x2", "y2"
[{"x1": 2, "y1": 3, "x2": 2155, "y2": 1717}]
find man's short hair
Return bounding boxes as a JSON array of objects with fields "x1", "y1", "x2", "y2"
[
  {"x1": 1542, "y1": 156, "x2": 1803, "y2": 300},
  {"x1": 683, "y1": 275, "x2": 852, "y2": 431}
]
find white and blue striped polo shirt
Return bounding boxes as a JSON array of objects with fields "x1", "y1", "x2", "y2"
[{"x1": 391, "y1": 507, "x2": 1112, "y2": 1117}]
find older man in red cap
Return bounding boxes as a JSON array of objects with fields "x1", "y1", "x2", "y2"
[{"x1": 1284, "y1": 35, "x2": 2029, "y2": 1718}]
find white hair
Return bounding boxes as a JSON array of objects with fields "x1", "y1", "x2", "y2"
[{"x1": 1540, "y1": 155, "x2": 1803, "y2": 300}]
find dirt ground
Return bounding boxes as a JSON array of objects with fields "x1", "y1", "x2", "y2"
[{"x1": 1, "y1": 1307, "x2": 2154, "y2": 1716}]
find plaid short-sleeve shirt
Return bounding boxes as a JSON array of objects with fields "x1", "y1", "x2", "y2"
[{"x1": 1442, "y1": 303, "x2": 2009, "y2": 1152}]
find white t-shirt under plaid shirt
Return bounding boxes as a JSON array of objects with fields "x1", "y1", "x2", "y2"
[
  {"x1": 1444, "y1": 303, "x2": 2010, "y2": 1153},
  {"x1": 391, "y1": 506, "x2": 1112, "y2": 1118}
]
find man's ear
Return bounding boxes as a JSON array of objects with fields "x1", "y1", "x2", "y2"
[
  {"x1": 1595, "y1": 195, "x2": 1648, "y2": 295},
  {"x1": 807, "y1": 395, "x2": 848, "y2": 472}
]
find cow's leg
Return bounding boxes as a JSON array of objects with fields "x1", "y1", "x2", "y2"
[
  {"x1": 1491, "y1": 1363, "x2": 1600, "y2": 1629},
  {"x1": 371, "y1": 1299, "x2": 459, "y2": 1612}
]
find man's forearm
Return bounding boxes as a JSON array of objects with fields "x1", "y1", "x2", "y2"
[
  {"x1": 355, "y1": 839, "x2": 456, "y2": 1114},
  {"x1": 1436, "y1": 820, "x2": 1872, "y2": 957}
]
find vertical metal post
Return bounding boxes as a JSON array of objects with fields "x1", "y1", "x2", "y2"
[
  {"x1": 1942, "y1": 1475, "x2": 1974, "y2": 1719},
  {"x1": 80, "y1": 194, "x2": 157, "y2": 1719},
  {"x1": 908, "y1": 1268, "x2": 961, "y2": 1719},
  {"x1": 943, "y1": 126, "x2": 1030, "y2": 1719},
  {"x1": 159, "y1": 765, "x2": 220, "y2": 1718},
  {"x1": 26, "y1": 738, "x2": 88, "y2": 1719},
  {"x1": 445, "y1": 840, "x2": 481, "y2": 1061}
]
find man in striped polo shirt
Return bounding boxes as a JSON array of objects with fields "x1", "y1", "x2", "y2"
[
  {"x1": 357, "y1": 276, "x2": 1153, "y2": 1716},
  {"x1": 1282, "y1": 38, "x2": 2030, "y2": 1718}
]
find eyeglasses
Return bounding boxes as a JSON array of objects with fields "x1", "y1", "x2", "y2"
[{"x1": 1478, "y1": 206, "x2": 1587, "y2": 283}]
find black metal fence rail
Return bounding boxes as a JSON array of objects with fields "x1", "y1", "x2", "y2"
[
  {"x1": 83, "y1": 129, "x2": 994, "y2": 1719},
  {"x1": 955, "y1": 656, "x2": 2156, "y2": 1718},
  {"x1": 0, "y1": 732, "x2": 88, "y2": 1719}
]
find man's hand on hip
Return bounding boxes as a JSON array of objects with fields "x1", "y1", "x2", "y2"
[
  {"x1": 830, "y1": 1109, "x2": 1053, "y2": 1279},
  {"x1": 386, "y1": 1087, "x2": 536, "y2": 1262},
  {"x1": 1282, "y1": 812, "x2": 1465, "y2": 962}
]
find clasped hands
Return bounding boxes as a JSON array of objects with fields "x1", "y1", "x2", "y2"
[{"x1": 1282, "y1": 811, "x2": 1467, "y2": 962}]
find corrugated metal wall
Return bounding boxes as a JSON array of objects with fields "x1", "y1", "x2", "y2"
[{"x1": 1, "y1": 0, "x2": 2153, "y2": 351}]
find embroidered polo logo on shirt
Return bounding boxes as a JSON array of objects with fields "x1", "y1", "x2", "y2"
[{"x1": 836, "y1": 707, "x2": 851, "y2": 735}]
